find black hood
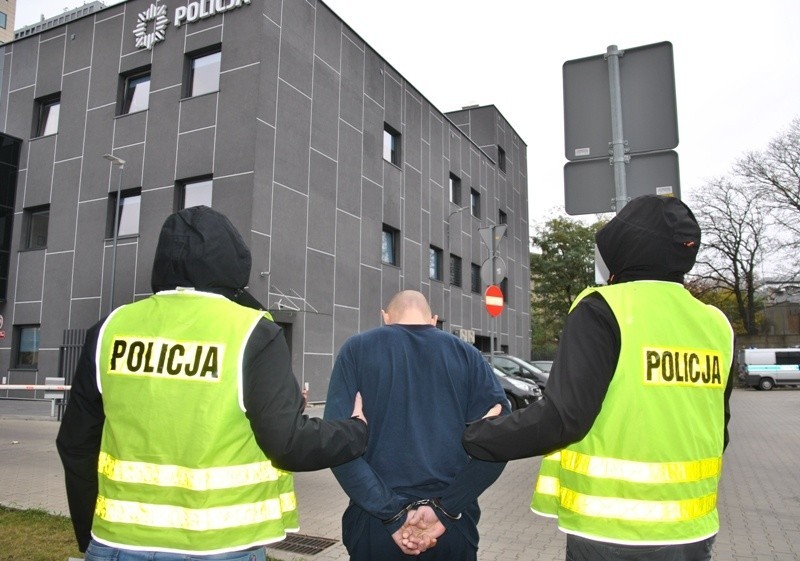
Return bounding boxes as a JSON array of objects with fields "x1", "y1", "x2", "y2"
[
  {"x1": 595, "y1": 195, "x2": 700, "y2": 284},
  {"x1": 151, "y1": 205, "x2": 252, "y2": 293}
]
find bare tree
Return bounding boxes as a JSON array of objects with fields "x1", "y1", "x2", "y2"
[
  {"x1": 689, "y1": 179, "x2": 775, "y2": 335},
  {"x1": 735, "y1": 117, "x2": 800, "y2": 258}
]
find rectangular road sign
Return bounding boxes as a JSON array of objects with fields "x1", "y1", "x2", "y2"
[
  {"x1": 564, "y1": 150, "x2": 681, "y2": 215},
  {"x1": 563, "y1": 41, "x2": 678, "y2": 161}
]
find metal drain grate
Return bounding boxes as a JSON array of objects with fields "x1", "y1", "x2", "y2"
[{"x1": 271, "y1": 533, "x2": 339, "y2": 555}]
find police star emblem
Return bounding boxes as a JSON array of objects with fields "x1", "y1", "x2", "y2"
[{"x1": 133, "y1": 4, "x2": 169, "y2": 50}]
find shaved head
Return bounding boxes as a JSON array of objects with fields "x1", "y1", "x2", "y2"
[{"x1": 382, "y1": 290, "x2": 437, "y2": 326}]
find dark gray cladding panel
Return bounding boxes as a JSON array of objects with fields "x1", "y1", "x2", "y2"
[
  {"x1": 308, "y1": 150, "x2": 337, "y2": 255},
  {"x1": 448, "y1": 128, "x2": 462, "y2": 176},
  {"x1": 70, "y1": 297, "x2": 102, "y2": 331},
  {"x1": 216, "y1": 4, "x2": 261, "y2": 70},
  {"x1": 179, "y1": 92, "x2": 217, "y2": 133},
  {"x1": 384, "y1": 73, "x2": 402, "y2": 133},
  {"x1": 24, "y1": 137, "x2": 56, "y2": 208},
  {"x1": 13, "y1": 301, "x2": 43, "y2": 326},
  {"x1": 313, "y1": 2, "x2": 341, "y2": 73},
  {"x1": 305, "y1": 249, "x2": 334, "y2": 319},
  {"x1": 304, "y1": 309, "x2": 334, "y2": 356},
  {"x1": 206, "y1": 174, "x2": 253, "y2": 243},
  {"x1": 8, "y1": 41, "x2": 38, "y2": 91},
  {"x1": 176, "y1": 126, "x2": 215, "y2": 179},
  {"x1": 112, "y1": 143, "x2": 144, "y2": 192},
  {"x1": 336, "y1": 123, "x2": 361, "y2": 217},
  {"x1": 252, "y1": 122, "x2": 275, "y2": 234},
  {"x1": 88, "y1": 14, "x2": 124, "y2": 110},
  {"x1": 362, "y1": 97, "x2": 382, "y2": 186},
  {"x1": 134, "y1": 187, "x2": 173, "y2": 296},
  {"x1": 112, "y1": 111, "x2": 147, "y2": 154},
  {"x1": 278, "y1": 0, "x2": 314, "y2": 96},
  {"x1": 302, "y1": 352, "x2": 334, "y2": 404},
  {"x1": 403, "y1": 167, "x2": 421, "y2": 244},
  {"x1": 340, "y1": 37, "x2": 364, "y2": 130},
  {"x1": 15, "y1": 250, "x2": 45, "y2": 303},
  {"x1": 142, "y1": 86, "x2": 180, "y2": 189},
  {"x1": 364, "y1": 48, "x2": 383, "y2": 107},
  {"x1": 56, "y1": 69, "x2": 90, "y2": 162},
  {"x1": 334, "y1": 210, "x2": 359, "y2": 309},
  {"x1": 256, "y1": 16, "x2": 280, "y2": 128},
  {"x1": 64, "y1": 16, "x2": 96, "y2": 74},
  {"x1": 382, "y1": 164, "x2": 401, "y2": 230},
  {"x1": 41, "y1": 252, "x2": 77, "y2": 343},
  {"x1": 80, "y1": 105, "x2": 116, "y2": 201},
  {"x1": 274, "y1": 81, "x2": 311, "y2": 194},
  {"x1": 35, "y1": 34, "x2": 66, "y2": 98},
  {"x1": 270, "y1": 183, "x2": 308, "y2": 290},
  {"x1": 72, "y1": 199, "x2": 106, "y2": 298},
  {"x1": 404, "y1": 92, "x2": 421, "y2": 171},
  {"x1": 49, "y1": 159, "x2": 81, "y2": 254},
  {"x1": 184, "y1": 26, "x2": 222, "y2": 56},
  {"x1": 310, "y1": 58, "x2": 340, "y2": 161},
  {"x1": 360, "y1": 179, "x2": 381, "y2": 269},
  {"x1": 402, "y1": 236, "x2": 421, "y2": 288},
  {"x1": 333, "y1": 303, "x2": 358, "y2": 357},
  {"x1": 359, "y1": 265, "x2": 381, "y2": 330},
  {"x1": 216, "y1": 66, "x2": 258, "y2": 178},
  {"x1": 119, "y1": 48, "x2": 152, "y2": 75}
]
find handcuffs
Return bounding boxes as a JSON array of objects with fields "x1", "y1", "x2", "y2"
[{"x1": 382, "y1": 497, "x2": 461, "y2": 526}]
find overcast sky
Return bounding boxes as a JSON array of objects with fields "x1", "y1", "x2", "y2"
[{"x1": 15, "y1": 0, "x2": 800, "y2": 228}]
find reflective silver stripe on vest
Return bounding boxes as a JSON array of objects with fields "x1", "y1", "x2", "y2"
[
  {"x1": 98, "y1": 451, "x2": 286, "y2": 490},
  {"x1": 95, "y1": 493, "x2": 297, "y2": 530},
  {"x1": 560, "y1": 450, "x2": 722, "y2": 483}
]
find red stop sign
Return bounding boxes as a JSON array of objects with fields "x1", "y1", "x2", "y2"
[{"x1": 485, "y1": 285, "x2": 504, "y2": 317}]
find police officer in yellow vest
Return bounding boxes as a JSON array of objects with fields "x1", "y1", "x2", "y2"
[
  {"x1": 57, "y1": 206, "x2": 368, "y2": 561},
  {"x1": 463, "y1": 195, "x2": 734, "y2": 561}
]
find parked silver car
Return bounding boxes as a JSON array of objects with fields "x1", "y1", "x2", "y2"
[{"x1": 484, "y1": 353, "x2": 549, "y2": 390}]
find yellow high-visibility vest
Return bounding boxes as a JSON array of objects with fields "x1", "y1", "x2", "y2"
[
  {"x1": 532, "y1": 281, "x2": 733, "y2": 545},
  {"x1": 93, "y1": 289, "x2": 298, "y2": 554}
]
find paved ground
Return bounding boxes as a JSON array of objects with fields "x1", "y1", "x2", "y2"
[{"x1": 2, "y1": 388, "x2": 800, "y2": 560}]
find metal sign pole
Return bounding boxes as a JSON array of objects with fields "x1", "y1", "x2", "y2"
[{"x1": 606, "y1": 44, "x2": 628, "y2": 213}]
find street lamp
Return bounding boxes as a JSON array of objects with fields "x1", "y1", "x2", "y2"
[
  {"x1": 446, "y1": 205, "x2": 470, "y2": 242},
  {"x1": 102, "y1": 153, "x2": 125, "y2": 314}
]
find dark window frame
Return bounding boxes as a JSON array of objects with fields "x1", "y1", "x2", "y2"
[
  {"x1": 471, "y1": 263, "x2": 481, "y2": 294},
  {"x1": 185, "y1": 46, "x2": 222, "y2": 98},
  {"x1": 498, "y1": 145, "x2": 506, "y2": 173},
  {"x1": 119, "y1": 67, "x2": 151, "y2": 115},
  {"x1": 22, "y1": 205, "x2": 49, "y2": 250},
  {"x1": 470, "y1": 188, "x2": 480, "y2": 218},
  {"x1": 449, "y1": 173, "x2": 462, "y2": 205},
  {"x1": 383, "y1": 123, "x2": 401, "y2": 167},
  {"x1": 429, "y1": 245, "x2": 443, "y2": 282},
  {"x1": 449, "y1": 254, "x2": 462, "y2": 288},
  {"x1": 108, "y1": 188, "x2": 142, "y2": 238},
  {"x1": 33, "y1": 94, "x2": 61, "y2": 137},
  {"x1": 381, "y1": 224, "x2": 399, "y2": 266},
  {"x1": 13, "y1": 324, "x2": 40, "y2": 369},
  {"x1": 177, "y1": 176, "x2": 214, "y2": 210}
]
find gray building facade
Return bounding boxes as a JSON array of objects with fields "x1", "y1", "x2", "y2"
[{"x1": 0, "y1": 0, "x2": 530, "y2": 400}]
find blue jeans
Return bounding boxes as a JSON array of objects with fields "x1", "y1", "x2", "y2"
[
  {"x1": 566, "y1": 534, "x2": 715, "y2": 561},
  {"x1": 84, "y1": 539, "x2": 268, "y2": 561}
]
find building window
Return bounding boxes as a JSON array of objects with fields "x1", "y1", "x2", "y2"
[
  {"x1": 383, "y1": 123, "x2": 401, "y2": 166},
  {"x1": 382, "y1": 225, "x2": 399, "y2": 266},
  {"x1": 470, "y1": 189, "x2": 480, "y2": 218},
  {"x1": 14, "y1": 325, "x2": 40, "y2": 369},
  {"x1": 34, "y1": 95, "x2": 60, "y2": 137},
  {"x1": 449, "y1": 173, "x2": 461, "y2": 205},
  {"x1": 471, "y1": 263, "x2": 481, "y2": 293},
  {"x1": 498, "y1": 146, "x2": 506, "y2": 173},
  {"x1": 109, "y1": 189, "x2": 142, "y2": 237},
  {"x1": 501, "y1": 278, "x2": 510, "y2": 306},
  {"x1": 0, "y1": 12, "x2": 7, "y2": 29},
  {"x1": 187, "y1": 49, "x2": 221, "y2": 97},
  {"x1": 23, "y1": 206, "x2": 49, "y2": 250},
  {"x1": 121, "y1": 70, "x2": 151, "y2": 114},
  {"x1": 499, "y1": 209, "x2": 507, "y2": 224},
  {"x1": 180, "y1": 177, "x2": 213, "y2": 209},
  {"x1": 429, "y1": 245, "x2": 443, "y2": 281},
  {"x1": 450, "y1": 254, "x2": 462, "y2": 287}
]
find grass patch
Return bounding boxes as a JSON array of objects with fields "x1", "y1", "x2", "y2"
[
  {"x1": 0, "y1": 506, "x2": 291, "y2": 560},
  {"x1": 0, "y1": 506, "x2": 81, "y2": 561}
]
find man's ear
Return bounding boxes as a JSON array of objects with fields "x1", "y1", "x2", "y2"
[
  {"x1": 430, "y1": 314, "x2": 438, "y2": 326},
  {"x1": 381, "y1": 310, "x2": 390, "y2": 325}
]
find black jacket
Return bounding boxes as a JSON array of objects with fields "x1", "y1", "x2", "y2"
[
  {"x1": 463, "y1": 195, "x2": 733, "y2": 461},
  {"x1": 56, "y1": 206, "x2": 367, "y2": 551}
]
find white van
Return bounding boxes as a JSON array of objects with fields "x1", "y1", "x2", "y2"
[{"x1": 739, "y1": 347, "x2": 800, "y2": 390}]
